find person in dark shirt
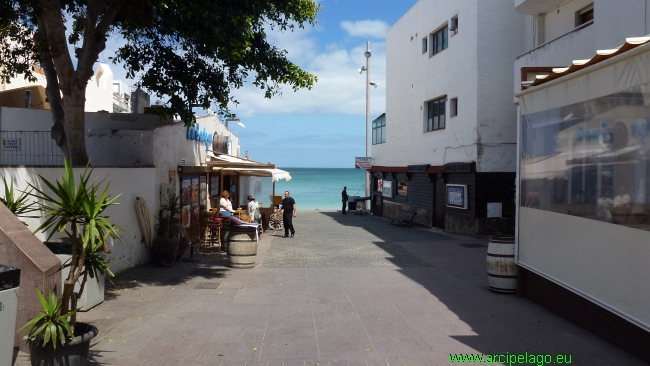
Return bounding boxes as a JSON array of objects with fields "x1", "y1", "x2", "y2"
[
  {"x1": 281, "y1": 190, "x2": 297, "y2": 237},
  {"x1": 341, "y1": 186, "x2": 349, "y2": 214}
]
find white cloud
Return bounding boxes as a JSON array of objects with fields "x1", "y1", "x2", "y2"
[
  {"x1": 229, "y1": 27, "x2": 387, "y2": 118},
  {"x1": 340, "y1": 20, "x2": 390, "y2": 39}
]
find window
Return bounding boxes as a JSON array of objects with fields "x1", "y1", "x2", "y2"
[
  {"x1": 372, "y1": 114, "x2": 386, "y2": 145},
  {"x1": 450, "y1": 97, "x2": 458, "y2": 117},
  {"x1": 576, "y1": 4, "x2": 594, "y2": 27},
  {"x1": 422, "y1": 37, "x2": 428, "y2": 54},
  {"x1": 426, "y1": 97, "x2": 446, "y2": 131},
  {"x1": 429, "y1": 26, "x2": 448, "y2": 57},
  {"x1": 397, "y1": 177, "x2": 408, "y2": 197}
]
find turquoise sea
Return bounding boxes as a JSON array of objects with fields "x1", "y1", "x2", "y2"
[{"x1": 274, "y1": 168, "x2": 367, "y2": 210}]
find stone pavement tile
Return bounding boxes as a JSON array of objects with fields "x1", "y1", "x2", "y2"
[
  {"x1": 284, "y1": 360, "x2": 307, "y2": 366},
  {"x1": 316, "y1": 337, "x2": 379, "y2": 360},
  {"x1": 182, "y1": 301, "x2": 230, "y2": 313},
  {"x1": 359, "y1": 315, "x2": 416, "y2": 339},
  {"x1": 265, "y1": 325, "x2": 317, "y2": 340},
  {"x1": 137, "y1": 336, "x2": 207, "y2": 362},
  {"x1": 220, "y1": 361, "x2": 248, "y2": 366},
  {"x1": 370, "y1": 335, "x2": 433, "y2": 358},
  {"x1": 209, "y1": 326, "x2": 267, "y2": 343},
  {"x1": 364, "y1": 359, "x2": 388, "y2": 366},
  {"x1": 313, "y1": 312, "x2": 363, "y2": 329},
  {"x1": 392, "y1": 357, "x2": 431, "y2": 366},
  {"x1": 315, "y1": 324, "x2": 369, "y2": 342},
  {"x1": 180, "y1": 360, "x2": 217, "y2": 366},
  {"x1": 231, "y1": 289, "x2": 274, "y2": 304},
  {"x1": 198, "y1": 341, "x2": 263, "y2": 361},
  {"x1": 259, "y1": 339, "x2": 319, "y2": 360},
  {"x1": 269, "y1": 292, "x2": 313, "y2": 306},
  {"x1": 303, "y1": 360, "x2": 330, "y2": 366},
  {"x1": 267, "y1": 312, "x2": 315, "y2": 328}
]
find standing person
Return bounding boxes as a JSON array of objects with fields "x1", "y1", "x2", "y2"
[
  {"x1": 281, "y1": 190, "x2": 297, "y2": 237},
  {"x1": 341, "y1": 186, "x2": 349, "y2": 214},
  {"x1": 219, "y1": 190, "x2": 236, "y2": 217}
]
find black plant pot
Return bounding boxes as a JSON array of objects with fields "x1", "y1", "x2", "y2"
[
  {"x1": 152, "y1": 235, "x2": 179, "y2": 267},
  {"x1": 28, "y1": 322, "x2": 98, "y2": 366}
]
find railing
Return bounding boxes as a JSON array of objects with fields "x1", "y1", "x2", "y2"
[
  {"x1": 517, "y1": 20, "x2": 594, "y2": 60},
  {"x1": 0, "y1": 131, "x2": 64, "y2": 166}
]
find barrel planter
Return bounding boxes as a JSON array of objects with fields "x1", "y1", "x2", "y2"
[
  {"x1": 227, "y1": 225, "x2": 258, "y2": 268},
  {"x1": 486, "y1": 235, "x2": 517, "y2": 294}
]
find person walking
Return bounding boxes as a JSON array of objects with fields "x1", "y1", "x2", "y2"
[
  {"x1": 281, "y1": 190, "x2": 297, "y2": 237},
  {"x1": 341, "y1": 186, "x2": 349, "y2": 214}
]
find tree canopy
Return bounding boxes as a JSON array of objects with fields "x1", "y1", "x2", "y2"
[{"x1": 0, "y1": 0, "x2": 319, "y2": 165}]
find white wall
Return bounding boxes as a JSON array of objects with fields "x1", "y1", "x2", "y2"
[
  {"x1": 476, "y1": 0, "x2": 524, "y2": 172},
  {"x1": 1, "y1": 64, "x2": 114, "y2": 112},
  {"x1": 0, "y1": 167, "x2": 156, "y2": 274},
  {"x1": 377, "y1": 0, "x2": 520, "y2": 172}
]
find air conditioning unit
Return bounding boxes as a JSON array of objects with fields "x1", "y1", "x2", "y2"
[{"x1": 449, "y1": 17, "x2": 458, "y2": 31}]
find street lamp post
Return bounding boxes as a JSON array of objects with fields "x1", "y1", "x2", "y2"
[{"x1": 359, "y1": 41, "x2": 374, "y2": 200}]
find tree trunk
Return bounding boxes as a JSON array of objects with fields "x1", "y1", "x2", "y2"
[{"x1": 63, "y1": 88, "x2": 90, "y2": 166}]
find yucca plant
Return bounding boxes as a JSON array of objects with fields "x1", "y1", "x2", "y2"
[
  {"x1": 18, "y1": 289, "x2": 77, "y2": 349},
  {"x1": 0, "y1": 176, "x2": 40, "y2": 222},
  {"x1": 27, "y1": 158, "x2": 122, "y2": 333}
]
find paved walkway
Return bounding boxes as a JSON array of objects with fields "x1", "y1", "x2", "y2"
[{"x1": 14, "y1": 211, "x2": 645, "y2": 365}]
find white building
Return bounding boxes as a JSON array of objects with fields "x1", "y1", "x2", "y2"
[
  {"x1": 514, "y1": 0, "x2": 650, "y2": 362},
  {"x1": 372, "y1": 0, "x2": 524, "y2": 234},
  {"x1": 0, "y1": 63, "x2": 114, "y2": 112}
]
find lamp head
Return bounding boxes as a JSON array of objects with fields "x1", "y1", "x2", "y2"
[
  {"x1": 370, "y1": 81, "x2": 379, "y2": 89},
  {"x1": 358, "y1": 66, "x2": 367, "y2": 74},
  {"x1": 364, "y1": 50, "x2": 372, "y2": 58}
]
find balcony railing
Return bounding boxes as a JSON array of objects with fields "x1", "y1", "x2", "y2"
[{"x1": 517, "y1": 20, "x2": 594, "y2": 60}]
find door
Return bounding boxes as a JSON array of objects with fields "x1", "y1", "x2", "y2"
[{"x1": 433, "y1": 175, "x2": 445, "y2": 228}]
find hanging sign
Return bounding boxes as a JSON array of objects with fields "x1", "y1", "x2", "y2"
[{"x1": 355, "y1": 157, "x2": 372, "y2": 169}]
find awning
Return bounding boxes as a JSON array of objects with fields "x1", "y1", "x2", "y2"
[{"x1": 206, "y1": 152, "x2": 291, "y2": 182}]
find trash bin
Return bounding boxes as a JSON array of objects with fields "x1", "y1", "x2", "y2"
[{"x1": 0, "y1": 264, "x2": 20, "y2": 366}]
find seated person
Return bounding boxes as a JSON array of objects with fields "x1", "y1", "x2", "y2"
[
  {"x1": 247, "y1": 194, "x2": 262, "y2": 227},
  {"x1": 219, "y1": 190, "x2": 236, "y2": 217}
]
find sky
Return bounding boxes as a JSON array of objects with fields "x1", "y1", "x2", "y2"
[{"x1": 98, "y1": 0, "x2": 419, "y2": 168}]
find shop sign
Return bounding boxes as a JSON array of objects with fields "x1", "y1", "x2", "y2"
[
  {"x1": 355, "y1": 157, "x2": 372, "y2": 169},
  {"x1": 446, "y1": 184, "x2": 468, "y2": 209},
  {"x1": 444, "y1": 162, "x2": 472, "y2": 173},
  {"x1": 1, "y1": 138, "x2": 20, "y2": 150},
  {"x1": 407, "y1": 164, "x2": 429, "y2": 173},
  {"x1": 186, "y1": 123, "x2": 213, "y2": 149}
]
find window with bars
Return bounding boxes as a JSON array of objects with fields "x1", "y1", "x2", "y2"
[
  {"x1": 372, "y1": 114, "x2": 386, "y2": 145},
  {"x1": 426, "y1": 97, "x2": 446, "y2": 131}
]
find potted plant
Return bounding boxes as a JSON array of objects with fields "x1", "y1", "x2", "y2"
[
  {"x1": 152, "y1": 193, "x2": 187, "y2": 266},
  {"x1": 0, "y1": 176, "x2": 40, "y2": 224},
  {"x1": 20, "y1": 159, "x2": 121, "y2": 366}
]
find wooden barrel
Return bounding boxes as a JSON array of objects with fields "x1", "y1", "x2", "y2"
[
  {"x1": 227, "y1": 225, "x2": 258, "y2": 268},
  {"x1": 486, "y1": 236, "x2": 517, "y2": 294}
]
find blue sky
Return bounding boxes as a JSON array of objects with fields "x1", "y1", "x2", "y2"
[{"x1": 101, "y1": 0, "x2": 418, "y2": 168}]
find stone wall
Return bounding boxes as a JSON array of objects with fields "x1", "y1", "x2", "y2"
[
  {"x1": 383, "y1": 201, "x2": 431, "y2": 226},
  {"x1": 0, "y1": 203, "x2": 61, "y2": 350}
]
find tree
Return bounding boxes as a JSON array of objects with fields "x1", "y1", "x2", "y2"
[{"x1": 0, "y1": 0, "x2": 319, "y2": 166}]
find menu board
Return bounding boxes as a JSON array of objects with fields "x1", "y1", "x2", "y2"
[
  {"x1": 200, "y1": 176, "x2": 207, "y2": 206},
  {"x1": 181, "y1": 178, "x2": 191, "y2": 227},
  {"x1": 191, "y1": 177, "x2": 199, "y2": 226}
]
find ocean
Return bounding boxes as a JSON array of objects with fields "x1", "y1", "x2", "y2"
[{"x1": 274, "y1": 168, "x2": 368, "y2": 210}]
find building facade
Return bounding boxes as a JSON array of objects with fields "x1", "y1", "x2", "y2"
[
  {"x1": 372, "y1": 0, "x2": 524, "y2": 235},
  {"x1": 514, "y1": 0, "x2": 650, "y2": 362}
]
